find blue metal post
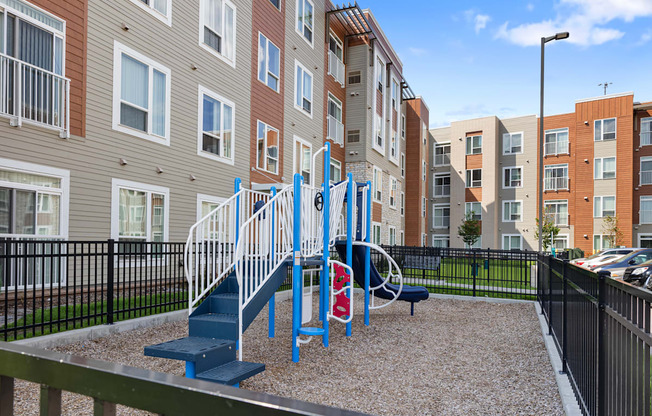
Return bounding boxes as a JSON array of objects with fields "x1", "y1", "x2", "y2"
[
  {"x1": 292, "y1": 174, "x2": 302, "y2": 362},
  {"x1": 268, "y1": 186, "x2": 277, "y2": 338},
  {"x1": 346, "y1": 173, "x2": 353, "y2": 337},
  {"x1": 185, "y1": 361, "x2": 196, "y2": 379},
  {"x1": 234, "y1": 178, "x2": 241, "y2": 243},
  {"x1": 365, "y1": 181, "x2": 371, "y2": 326},
  {"x1": 321, "y1": 143, "x2": 331, "y2": 347}
]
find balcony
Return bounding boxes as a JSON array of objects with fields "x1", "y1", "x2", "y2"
[
  {"x1": 327, "y1": 115, "x2": 344, "y2": 145},
  {"x1": 1, "y1": 54, "x2": 70, "y2": 138},
  {"x1": 328, "y1": 51, "x2": 345, "y2": 86},
  {"x1": 543, "y1": 177, "x2": 569, "y2": 191},
  {"x1": 640, "y1": 171, "x2": 652, "y2": 185},
  {"x1": 435, "y1": 154, "x2": 450, "y2": 166}
]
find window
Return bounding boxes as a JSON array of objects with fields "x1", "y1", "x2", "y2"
[
  {"x1": 258, "y1": 33, "x2": 280, "y2": 92},
  {"x1": 465, "y1": 236, "x2": 482, "y2": 249},
  {"x1": 0, "y1": 160, "x2": 69, "y2": 238},
  {"x1": 294, "y1": 61, "x2": 313, "y2": 116},
  {"x1": 433, "y1": 204, "x2": 450, "y2": 228},
  {"x1": 594, "y1": 157, "x2": 616, "y2": 179},
  {"x1": 400, "y1": 230, "x2": 404, "y2": 245},
  {"x1": 422, "y1": 197, "x2": 426, "y2": 217},
  {"x1": 372, "y1": 222, "x2": 381, "y2": 245},
  {"x1": 422, "y1": 161, "x2": 427, "y2": 181},
  {"x1": 544, "y1": 200, "x2": 568, "y2": 226},
  {"x1": 330, "y1": 160, "x2": 342, "y2": 183},
  {"x1": 388, "y1": 226, "x2": 396, "y2": 246},
  {"x1": 293, "y1": 136, "x2": 312, "y2": 183},
  {"x1": 503, "y1": 132, "x2": 523, "y2": 155},
  {"x1": 640, "y1": 196, "x2": 652, "y2": 224},
  {"x1": 466, "y1": 135, "x2": 482, "y2": 155},
  {"x1": 327, "y1": 94, "x2": 344, "y2": 145},
  {"x1": 422, "y1": 233, "x2": 427, "y2": 247},
  {"x1": 432, "y1": 236, "x2": 449, "y2": 248},
  {"x1": 296, "y1": 0, "x2": 314, "y2": 45},
  {"x1": 200, "y1": 0, "x2": 236, "y2": 64},
  {"x1": 466, "y1": 169, "x2": 482, "y2": 188},
  {"x1": 594, "y1": 235, "x2": 615, "y2": 251},
  {"x1": 348, "y1": 71, "x2": 361, "y2": 85},
  {"x1": 401, "y1": 115, "x2": 406, "y2": 138},
  {"x1": 131, "y1": 0, "x2": 171, "y2": 25},
  {"x1": 347, "y1": 130, "x2": 360, "y2": 143},
  {"x1": 256, "y1": 120, "x2": 279, "y2": 174},
  {"x1": 544, "y1": 164, "x2": 569, "y2": 191},
  {"x1": 390, "y1": 133, "x2": 398, "y2": 161},
  {"x1": 641, "y1": 117, "x2": 652, "y2": 146},
  {"x1": 640, "y1": 157, "x2": 652, "y2": 185},
  {"x1": 465, "y1": 202, "x2": 481, "y2": 221},
  {"x1": 553, "y1": 235, "x2": 569, "y2": 250},
  {"x1": 544, "y1": 128, "x2": 569, "y2": 156},
  {"x1": 400, "y1": 192, "x2": 405, "y2": 216},
  {"x1": 502, "y1": 234, "x2": 522, "y2": 250},
  {"x1": 113, "y1": 42, "x2": 171, "y2": 145},
  {"x1": 595, "y1": 118, "x2": 616, "y2": 141},
  {"x1": 268, "y1": 0, "x2": 281, "y2": 10},
  {"x1": 198, "y1": 86, "x2": 235, "y2": 164},
  {"x1": 594, "y1": 196, "x2": 615, "y2": 218},
  {"x1": 640, "y1": 235, "x2": 652, "y2": 248},
  {"x1": 502, "y1": 200, "x2": 522, "y2": 222},
  {"x1": 400, "y1": 153, "x2": 406, "y2": 178},
  {"x1": 111, "y1": 179, "x2": 169, "y2": 248},
  {"x1": 374, "y1": 113, "x2": 384, "y2": 153},
  {"x1": 197, "y1": 194, "x2": 226, "y2": 221},
  {"x1": 376, "y1": 57, "x2": 384, "y2": 92},
  {"x1": 422, "y1": 122, "x2": 427, "y2": 146},
  {"x1": 389, "y1": 176, "x2": 397, "y2": 208},
  {"x1": 503, "y1": 167, "x2": 522, "y2": 188},
  {"x1": 391, "y1": 79, "x2": 400, "y2": 111},
  {"x1": 434, "y1": 143, "x2": 451, "y2": 166},
  {"x1": 434, "y1": 174, "x2": 450, "y2": 197},
  {"x1": 328, "y1": 34, "x2": 345, "y2": 85},
  {"x1": 372, "y1": 166, "x2": 382, "y2": 202}
]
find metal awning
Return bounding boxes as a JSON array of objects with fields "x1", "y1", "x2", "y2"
[
  {"x1": 328, "y1": 2, "x2": 374, "y2": 38},
  {"x1": 401, "y1": 79, "x2": 416, "y2": 101}
]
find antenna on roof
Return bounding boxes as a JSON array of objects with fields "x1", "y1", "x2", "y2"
[{"x1": 598, "y1": 82, "x2": 612, "y2": 95}]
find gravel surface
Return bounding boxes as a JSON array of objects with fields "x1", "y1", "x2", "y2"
[{"x1": 13, "y1": 295, "x2": 564, "y2": 415}]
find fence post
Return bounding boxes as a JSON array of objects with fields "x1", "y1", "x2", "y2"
[
  {"x1": 472, "y1": 250, "x2": 476, "y2": 297},
  {"x1": 547, "y1": 256, "x2": 552, "y2": 335},
  {"x1": 107, "y1": 239, "x2": 115, "y2": 325},
  {"x1": 561, "y1": 259, "x2": 568, "y2": 374},
  {"x1": 597, "y1": 271, "x2": 606, "y2": 416}
]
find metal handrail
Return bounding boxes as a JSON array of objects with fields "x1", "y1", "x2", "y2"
[{"x1": 352, "y1": 241, "x2": 403, "y2": 310}]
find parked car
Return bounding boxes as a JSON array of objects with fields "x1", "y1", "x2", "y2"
[
  {"x1": 622, "y1": 260, "x2": 652, "y2": 288},
  {"x1": 586, "y1": 254, "x2": 626, "y2": 270},
  {"x1": 595, "y1": 249, "x2": 652, "y2": 278},
  {"x1": 571, "y1": 248, "x2": 638, "y2": 268}
]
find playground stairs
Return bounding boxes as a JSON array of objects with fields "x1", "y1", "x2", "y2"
[{"x1": 145, "y1": 260, "x2": 290, "y2": 385}]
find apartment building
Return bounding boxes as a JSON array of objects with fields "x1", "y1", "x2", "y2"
[
  {"x1": 405, "y1": 97, "x2": 430, "y2": 247},
  {"x1": 0, "y1": 0, "x2": 429, "y2": 247},
  {"x1": 429, "y1": 92, "x2": 652, "y2": 253}
]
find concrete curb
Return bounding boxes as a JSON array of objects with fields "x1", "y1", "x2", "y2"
[
  {"x1": 534, "y1": 302, "x2": 582, "y2": 416},
  {"x1": 13, "y1": 309, "x2": 188, "y2": 349}
]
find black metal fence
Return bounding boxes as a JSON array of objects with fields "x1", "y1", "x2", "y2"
[
  {"x1": 538, "y1": 256, "x2": 652, "y2": 416},
  {"x1": 0, "y1": 239, "x2": 187, "y2": 341}
]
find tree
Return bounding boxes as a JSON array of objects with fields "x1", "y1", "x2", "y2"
[
  {"x1": 534, "y1": 212, "x2": 560, "y2": 252},
  {"x1": 602, "y1": 215, "x2": 623, "y2": 248},
  {"x1": 458, "y1": 212, "x2": 481, "y2": 248}
]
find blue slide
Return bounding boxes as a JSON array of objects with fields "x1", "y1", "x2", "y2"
[{"x1": 334, "y1": 241, "x2": 429, "y2": 303}]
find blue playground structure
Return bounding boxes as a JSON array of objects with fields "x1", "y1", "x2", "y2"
[{"x1": 145, "y1": 143, "x2": 429, "y2": 386}]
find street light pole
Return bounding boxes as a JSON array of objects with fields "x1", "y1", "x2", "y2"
[{"x1": 538, "y1": 32, "x2": 569, "y2": 253}]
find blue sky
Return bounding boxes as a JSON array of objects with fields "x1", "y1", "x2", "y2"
[{"x1": 364, "y1": 0, "x2": 652, "y2": 127}]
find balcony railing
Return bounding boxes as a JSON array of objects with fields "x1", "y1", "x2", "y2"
[
  {"x1": 0, "y1": 53, "x2": 70, "y2": 138},
  {"x1": 543, "y1": 177, "x2": 569, "y2": 191},
  {"x1": 435, "y1": 154, "x2": 450, "y2": 166},
  {"x1": 328, "y1": 51, "x2": 345, "y2": 86},
  {"x1": 544, "y1": 141, "x2": 569, "y2": 156},
  {"x1": 327, "y1": 115, "x2": 344, "y2": 145},
  {"x1": 641, "y1": 131, "x2": 652, "y2": 146},
  {"x1": 640, "y1": 170, "x2": 652, "y2": 185}
]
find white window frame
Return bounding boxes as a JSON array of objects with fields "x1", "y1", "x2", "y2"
[
  {"x1": 328, "y1": 32, "x2": 344, "y2": 86},
  {"x1": 327, "y1": 93, "x2": 344, "y2": 145},
  {"x1": 0, "y1": 157, "x2": 70, "y2": 239},
  {"x1": 295, "y1": 0, "x2": 314, "y2": 47},
  {"x1": 389, "y1": 176, "x2": 397, "y2": 209},
  {"x1": 641, "y1": 117, "x2": 652, "y2": 146},
  {"x1": 640, "y1": 156, "x2": 652, "y2": 186},
  {"x1": 293, "y1": 135, "x2": 312, "y2": 182},
  {"x1": 544, "y1": 164, "x2": 569, "y2": 191},
  {"x1": 434, "y1": 173, "x2": 450, "y2": 197},
  {"x1": 432, "y1": 203, "x2": 450, "y2": 229},
  {"x1": 371, "y1": 221, "x2": 382, "y2": 245},
  {"x1": 388, "y1": 226, "x2": 396, "y2": 246},
  {"x1": 638, "y1": 234, "x2": 652, "y2": 248},
  {"x1": 199, "y1": 0, "x2": 237, "y2": 67},
  {"x1": 434, "y1": 142, "x2": 451, "y2": 166},
  {"x1": 401, "y1": 114, "x2": 406, "y2": 139},
  {"x1": 640, "y1": 196, "x2": 652, "y2": 225},
  {"x1": 422, "y1": 197, "x2": 427, "y2": 217},
  {"x1": 465, "y1": 202, "x2": 481, "y2": 221},
  {"x1": 329, "y1": 159, "x2": 342, "y2": 183},
  {"x1": 197, "y1": 85, "x2": 236, "y2": 165},
  {"x1": 129, "y1": 0, "x2": 172, "y2": 25},
  {"x1": 544, "y1": 200, "x2": 569, "y2": 226},
  {"x1": 372, "y1": 53, "x2": 386, "y2": 156},
  {"x1": 553, "y1": 234, "x2": 569, "y2": 250},
  {"x1": 594, "y1": 157, "x2": 616, "y2": 180},
  {"x1": 258, "y1": 32, "x2": 280, "y2": 93},
  {"x1": 268, "y1": 0, "x2": 281, "y2": 10},
  {"x1": 502, "y1": 132, "x2": 523, "y2": 155},
  {"x1": 465, "y1": 236, "x2": 482, "y2": 249},
  {"x1": 372, "y1": 166, "x2": 382, "y2": 202},
  {"x1": 399, "y1": 230, "x2": 404, "y2": 245},
  {"x1": 594, "y1": 196, "x2": 616, "y2": 218},
  {"x1": 196, "y1": 193, "x2": 226, "y2": 221},
  {"x1": 389, "y1": 132, "x2": 399, "y2": 164},
  {"x1": 466, "y1": 169, "x2": 482, "y2": 188},
  {"x1": 256, "y1": 120, "x2": 279, "y2": 174},
  {"x1": 110, "y1": 178, "x2": 170, "y2": 243},
  {"x1": 400, "y1": 153, "x2": 406, "y2": 178},
  {"x1": 112, "y1": 41, "x2": 171, "y2": 146},
  {"x1": 502, "y1": 234, "x2": 523, "y2": 250},
  {"x1": 595, "y1": 117, "x2": 617, "y2": 141},
  {"x1": 466, "y1": 135, "x2": 482, "y2": 155},
  {"x1": 594, "y1": 234, "x2": 615, "y2": 251},
  {"x1": 421, "y1": 233, "x2": 427, "y2": 247},
  {"x1": 400, "y1": 191, "x2": 405, "y2": 216},
  {"x1": 294, "y1": 60, "x2": 313, "y2": 118},
  {"x1": 432, "y1": 236, "x2": 449, "y2": 248},
  {"x1": 422, "y1": 161, "x2": 427, "y2": 181},
  {"x1": 502, "y1": 200, "x2": 523, "y2": 223},
  {"x1": 544, "y1": 128, "x2": 569, "y2": 156},
  {"x1": 502, "y1": 166, "x2": 523, "y2": 189}
]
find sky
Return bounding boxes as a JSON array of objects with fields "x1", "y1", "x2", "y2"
[{"x1": 363, "y1": 0, "x2": 652, "y2": 127}]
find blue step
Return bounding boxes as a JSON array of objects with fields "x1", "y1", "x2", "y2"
[
  {"x1": 144, "y1": 336, "x2": 235, "y2": 373},
  {"x1": 196, "y1": 360, "x2": 265, "y2": 386},
  {"x1": 189, "y1": 313, "x2": 238, "y2": 340},
  {"x1": 298, "y1": 326, "x2": 325, "y2": 336},
  {"x1": 209, "y1": 292, "x2": 239, "y2": 314}
]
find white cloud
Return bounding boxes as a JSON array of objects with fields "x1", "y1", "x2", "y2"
[
  {"x1": 475, "y1": 14, "x2": 491, "y2": 33},
  {"x1": 408, "y1": 47, "x2": 429, "y2": 57},
  {"x1": 495, "y1": 0, "x2": 652, "y2": 46},
  {"x1": 527, "y1": 3, "x2": 535, "y2": 12},
  {"x1": 638, "y1": 30, "x2": 652, "y2": 45}
]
